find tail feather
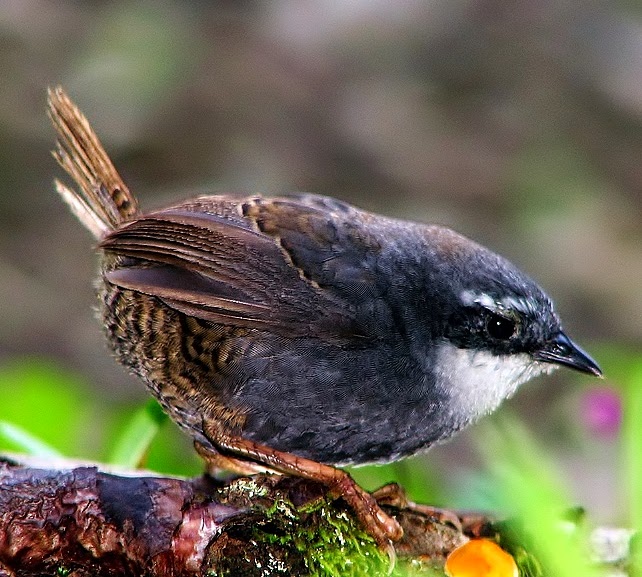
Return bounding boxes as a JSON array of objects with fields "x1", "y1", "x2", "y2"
[{"x1": 47, "y1": 86, "x2": 139, "y2": 238}]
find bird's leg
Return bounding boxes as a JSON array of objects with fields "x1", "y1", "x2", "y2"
[
  {"x1": 372, "y1": 482, "x2": 462, "y2": 530},
  {"x1": 199, "y1": 423, "x2": 403, "y2": 547},
  {"x1": 194, "y1": 441, "x2": 275, "y2": 476}
]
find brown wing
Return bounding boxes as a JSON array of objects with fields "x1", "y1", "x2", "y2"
[{"x1": 99, "y1": 195, "x2": 382, "y2": 337}]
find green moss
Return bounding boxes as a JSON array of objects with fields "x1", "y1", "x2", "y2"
[
  {"x1": 209, "y1": 478, "x2": 398, "y2": 576},
  {"x1": 255, "y1": 494, "x2": 388, "y2": 576},
  {"x1": 208, "y1": 477, "x2": 452, "y2": 575}
]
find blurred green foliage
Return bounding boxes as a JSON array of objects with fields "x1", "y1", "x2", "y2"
[
  {"x1": 0, "y1": 356, "x2": 201, "y2": 475},
  {"x1": 0, "y1": 357, "x2": 94, "y2": 457},
  {"x1": 622, "y1": 354, "x2": 642, "y2": 575}
]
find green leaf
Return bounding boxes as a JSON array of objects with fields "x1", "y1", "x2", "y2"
[
  {"x1": 108, "y1": 399, "x2": 168, "y2": 468},
  {"x1": 0, "y1": 357, "x2": 95, "y2": 456},
  {"x1": 475, "y1": 414, "x2": 600, "y2": 577},
  {"x1": 623, "y1": 357, "x2": 642, "y2": 577},
  {"x1": 0, "y1": 420, "x2": 63, "y2": 458}
]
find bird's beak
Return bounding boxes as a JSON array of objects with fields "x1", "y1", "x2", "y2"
[{"x1": 534, "y1": 332, "x2": 602, "y2": 377}]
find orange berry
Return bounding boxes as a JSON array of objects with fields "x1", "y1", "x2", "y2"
[{"x1": 445, "y1": 538, "x2": 518, "y2": 577}]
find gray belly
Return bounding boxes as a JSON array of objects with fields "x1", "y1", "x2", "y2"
[
  {"x1": 235, "y1": 340, "x2": 454, "y2": 466},
  {"x1": 101, "y1": 282, "x2": 457, "y2": 466}
]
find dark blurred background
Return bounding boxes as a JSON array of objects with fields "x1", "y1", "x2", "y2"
[{"x1": 1, "y1": 1, "x2": 640, "y2": 525}]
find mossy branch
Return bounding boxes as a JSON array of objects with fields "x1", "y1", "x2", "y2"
[{"x1": 0, "y1": 455, "x2": 481, "y2": 576}]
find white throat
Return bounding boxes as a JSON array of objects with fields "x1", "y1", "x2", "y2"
[{"x1": 434, "y1": 342, "x2": 555, "y2": 426}]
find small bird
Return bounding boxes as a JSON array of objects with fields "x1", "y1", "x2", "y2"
[{"x1": 47, "y1": 87, "x2": 601, "y2": 546}]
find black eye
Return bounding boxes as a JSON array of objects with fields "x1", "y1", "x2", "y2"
[{"x1": 486, "y1": 313, "x2": 517, "y2": 340}]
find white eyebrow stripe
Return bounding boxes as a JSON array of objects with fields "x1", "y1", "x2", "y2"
[
  {"x1": 460, "y1": 290, "x2": 533, "y2": 315},
  {"x1": 460, "y1": 290, "x2": 495, "y2": 308},
  {"x1": 500, "y1": 295, "x2": 533, "y2": 315}
]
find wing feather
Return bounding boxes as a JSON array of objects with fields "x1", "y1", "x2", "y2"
[{"x1": 99, "y1": 203, "x2": 358, "y2": 336}]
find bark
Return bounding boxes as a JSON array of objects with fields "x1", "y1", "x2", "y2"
[
  {"x1": 0, "y1": 455, "x2": 488, "y2": 576},
  {"x1": 0, "y1": 456, "x2": 631, "y2": 576}
]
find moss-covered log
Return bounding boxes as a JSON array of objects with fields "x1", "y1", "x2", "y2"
[
  {"x1": 0, "y1": 456, "x2": 496, "y2": 576},
  {"x1": 0, "y1": 456, "x2": 632, "y2": 576}
]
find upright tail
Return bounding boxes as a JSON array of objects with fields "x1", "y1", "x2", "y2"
[{"x1": 47, "y1": 86, "x2": 139, "y2": 239}]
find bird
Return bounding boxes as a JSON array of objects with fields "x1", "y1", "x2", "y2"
[{"x1": 47, "y1": 86, "x2": 602, "y2": 547}]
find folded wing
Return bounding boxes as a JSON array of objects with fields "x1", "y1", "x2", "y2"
[{"x1": 99, "y1": 197, "x2": 376, "y2": 338}]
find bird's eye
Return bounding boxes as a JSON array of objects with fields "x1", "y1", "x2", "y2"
[{"x1": 485, "y1": 313, "x2": 517, "y2": 340}]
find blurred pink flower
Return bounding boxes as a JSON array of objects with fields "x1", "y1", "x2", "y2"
[{"x1": 581, "y1": 387, "x2": 622, "y2": 438}]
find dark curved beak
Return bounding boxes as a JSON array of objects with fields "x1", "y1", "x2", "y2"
[{"x1": 533, "y1": 332, "x2": 602, "y2": 377}]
